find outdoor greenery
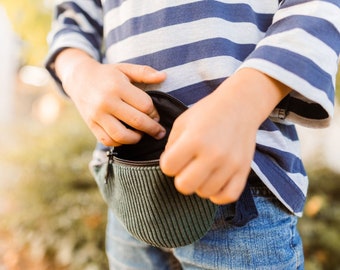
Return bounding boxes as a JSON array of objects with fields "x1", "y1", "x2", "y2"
[
  {"x1": 0, "y1": 104, "x2": 108, "y2": 270},
  {"x1": 1, "y1": 0, "x2": 51, "y2": 65},
  {"x1": 300, "y1": 169, "x2": 340, "y2": 270},
  {"x1": 0, "y1": 1, "x2": 339, "y2": 269}
]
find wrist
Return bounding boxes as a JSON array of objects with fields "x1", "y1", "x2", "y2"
[
  {"x1": 54, "y1": 48, "x2": 98, "y2": 95},
  {"x1": 216, "y1": 68, "x2": 291, "y2": 127}
]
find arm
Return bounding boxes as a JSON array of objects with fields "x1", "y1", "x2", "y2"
[
  {"x1": 47, "y1": 1, "x2": 167, "y2": 146},
  {"x1": 46, "y1": 0, "x2": 104, "y2": 91},
  {"x1": 241, "y1": 0, "x2": 340, "y2": 127}
]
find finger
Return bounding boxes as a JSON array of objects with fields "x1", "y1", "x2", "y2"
[
  {"x1": 195, "y1": 167, "x2": 232, "y2": 199},
  {"x1": 120, "y1": 86, "x2": 161, "y2": 121},
  {"x1": 160, "y1": 133, "x2": 195, "y2": 177},
  {"x1": 117, "y1": 63, "x2": 166, "y2": 84},
  {"x1": 112, "y1": 100, "x2": 166, "y2": 139},
  {"x1": 90, "y1": 121, "x2": 122, "y2": 147},
  {"x1": 91, "y1": 123, "x2": 117, "y2": 147},
  {"x1": 95, "y1": 114, "x2": 143, "y2": 146},
  {"x1": 163, "y1": 117, "x2": 185, "y2": 150},
  {"x1": 209, "y1": 170, "x2": 249, "y2": 205},
  {"x1": 173, "y1": 157, "x2": 212, "y2": 195}
]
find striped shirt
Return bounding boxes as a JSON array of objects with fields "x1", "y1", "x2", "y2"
[{"x1": 46, "y1": 0, "x2": 340, "y2": 216}]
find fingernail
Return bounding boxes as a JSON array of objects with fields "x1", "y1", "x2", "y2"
[
  {"x1": 152, "y1": 116, "x2": 160, "y2": 122},
  {"x1": 155, "y1": 129, "x2": 166, "y2": 140},
  {"x1": 155, "y1": 70, "x2": 166, "y2": 76},
  {"x1": 153, "y1": 71, "x2": 166, "y2": 79}
]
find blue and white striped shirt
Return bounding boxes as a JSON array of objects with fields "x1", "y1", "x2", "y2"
[{"x1": 46, "y1": 0, "x2": 340, "y2": 216}]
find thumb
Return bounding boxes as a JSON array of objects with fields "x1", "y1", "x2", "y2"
[{"x1": 117, "y1": 63, "x2": 166, "y2": 84}]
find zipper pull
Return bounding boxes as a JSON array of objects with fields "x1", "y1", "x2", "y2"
[{"x1": 105, "y1": 149, "x2": 116, "y2": 184}]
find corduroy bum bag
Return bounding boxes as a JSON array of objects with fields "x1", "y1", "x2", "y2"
[{"x1": 91, "y1": 91, "x2": 218, "y2": 248}]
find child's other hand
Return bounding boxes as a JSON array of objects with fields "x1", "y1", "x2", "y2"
[
  {"x1": 160, "y1": 68, "x2": 290, "y2": 205},
  {"x1": 56, "y1": 49, "x2": 167, "y2": 146},
  {"x1": 160, "y1": 88, "x2": 256, "y2": 205}
]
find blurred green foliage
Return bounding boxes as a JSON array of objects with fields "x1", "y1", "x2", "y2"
[
  {"x1": 1, "y1": 0, "x2": 51, "y2": 65},
  {"x1": 0, "y1": 105, "x2": 108, "y2": 270},
  {"x1": 299, "y1": 169, "x2": 340, "y2": 270}
]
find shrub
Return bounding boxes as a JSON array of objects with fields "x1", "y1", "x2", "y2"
[{"x1": 299, "y1": 169, "x2": 340, "y2": 270}]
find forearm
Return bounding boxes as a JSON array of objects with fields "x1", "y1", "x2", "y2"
[
  {"x1": 240, "y1": 0, "x2": 339, "y2": 127},
  {"x1": 216, "y1": 67, "x2": 291, "y2": 128}
]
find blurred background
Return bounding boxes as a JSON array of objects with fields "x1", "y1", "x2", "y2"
[{"x1": 0, "y1": 1, "x2": 339, "y2": 269}]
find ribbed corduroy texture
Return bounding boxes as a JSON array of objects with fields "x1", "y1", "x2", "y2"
[{"x1": 94, "y1": 161, "x2": 218, "y2": 248}]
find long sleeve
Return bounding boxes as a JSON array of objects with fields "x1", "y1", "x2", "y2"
[
  {"x1": 241, "y1": 0, "x2": 340, "y2": 128},
  {"x1": 45, "y1": 0, "x2": 103, "y2": 91}
]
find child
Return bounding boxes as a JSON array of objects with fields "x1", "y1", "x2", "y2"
[{"x1": 46, "y1": 1, "x2": 340, "y2": 269}]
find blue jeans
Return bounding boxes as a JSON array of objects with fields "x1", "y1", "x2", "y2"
[{"x1": 105, "y1": 183, "x2": 304, "y2": 270}]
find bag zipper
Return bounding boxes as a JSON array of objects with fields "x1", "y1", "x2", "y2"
[
  {"x1": 114, "y1": 156, "x2": 159, "y2": 167},
  {"x1": 105, "y1": 148, "x2": 116, "y2": 184},
  {"x1": 105, "y1": 148, "x2": 160, "y2": 184}
]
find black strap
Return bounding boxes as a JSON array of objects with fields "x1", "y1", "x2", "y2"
[{"x1": 228, "y1": 182, "x2": 258, "y2": 227}]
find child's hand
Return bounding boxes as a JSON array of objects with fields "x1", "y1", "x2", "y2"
[
  {"x1": 160, "y1": 88, "x2": 256, "y2": 205},
  {"x1": 160, "y1": 68, "x2": 290, "y2": 204},
  {"x1": 55, "y1": 49, "x2": 167, "y2": 146}
]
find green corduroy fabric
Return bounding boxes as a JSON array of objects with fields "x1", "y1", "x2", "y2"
[{"x1": 94, "y1": 160, "x2": 218, "y2": 248}]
